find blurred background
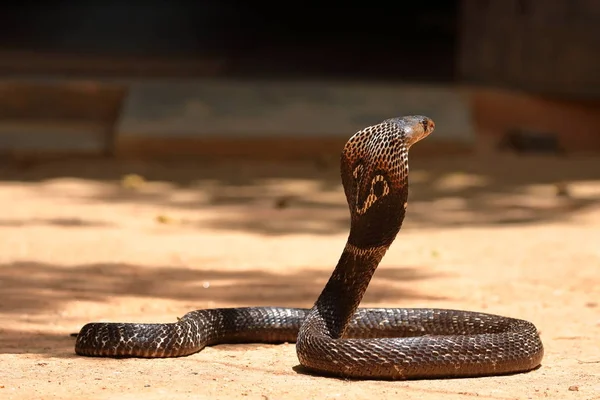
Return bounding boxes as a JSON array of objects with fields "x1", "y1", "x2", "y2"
[
  {"x1": 0, "y1": 0, "x2": 598, "y2": 231},
  {"x1": 0, "y1": 0, "x2": 598, "y2": 161}
]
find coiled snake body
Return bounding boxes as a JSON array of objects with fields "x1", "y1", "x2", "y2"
[{"x1": 75, "y1": 116, "x2": 544, "y2": 379}]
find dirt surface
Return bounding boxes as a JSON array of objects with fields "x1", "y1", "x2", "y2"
[{"x1": 1, "y1": 153, "x2": 599, "y2": 399}]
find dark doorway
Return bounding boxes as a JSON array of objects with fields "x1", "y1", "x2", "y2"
[{"x1": 0, "y1": 2, "x2": 459, "y2": 81}]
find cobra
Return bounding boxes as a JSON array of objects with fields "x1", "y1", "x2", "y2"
[{"x1": 75, "y1": 115, "x2": 544, "y2": 380}]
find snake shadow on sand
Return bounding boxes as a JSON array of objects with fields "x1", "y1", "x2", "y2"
[{"x1": 0, "y1": 260, "x2": 447, "y2": 357}]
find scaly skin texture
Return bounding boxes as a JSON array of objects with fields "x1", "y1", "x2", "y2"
[{"x1": 75, "y1": 116, "x2": 544, "y2": 380}]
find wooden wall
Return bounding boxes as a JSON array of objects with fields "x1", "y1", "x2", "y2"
[{"x1": 459, "y1": 0, "x2": 600, "y2": 99}]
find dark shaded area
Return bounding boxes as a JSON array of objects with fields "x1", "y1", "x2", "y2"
[
  {"x1": 0, "y1": 1, "x2": 597, "y2": 97},
  {"x1": 0, "y1": 261, "x2": 442, "y2": 316},
  {"x1": 0, "y1": 260, "x2": 443, "y2": 356},
  {"x1": 0, "y1": 2, "x2": 458, "y2": 81}
]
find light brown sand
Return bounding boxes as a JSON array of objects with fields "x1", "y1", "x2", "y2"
[{"x1": 1, "y1": 154, "x2": 599, "y2": 399}]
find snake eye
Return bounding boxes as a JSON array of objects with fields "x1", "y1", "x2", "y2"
[{"x1": 421, "y1": 120, "x2": 429, "y2": 133}]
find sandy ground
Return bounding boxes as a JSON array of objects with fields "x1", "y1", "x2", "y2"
[{"x1": 1, "y1": 153, "x2": 599, "y2": 400}]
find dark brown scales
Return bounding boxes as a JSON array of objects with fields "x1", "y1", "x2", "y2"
[{"x1": 75, "y1": 115, "x2": 544, "y2": 380}]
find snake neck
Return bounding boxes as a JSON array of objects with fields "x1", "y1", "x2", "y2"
[
  {"x1": 313, "y1": 173, "x2": 408, "y2": 339},
  {"x1": 314, "y1": 242, "x2": 389, "y2": 338}
]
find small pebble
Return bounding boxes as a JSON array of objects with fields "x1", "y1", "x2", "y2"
[
  {"x1": 274, "y1": 196, "x2": 294, "y2": 209},
  {"x1": 121, "y1": 174, "x2": 146, "y2": 189},
  {"x1": 156, "y1": 214, "x2": 175, "y2": 224},
  {"x1": 568, "y1": 385, "x2": 579, "y2": 391}
]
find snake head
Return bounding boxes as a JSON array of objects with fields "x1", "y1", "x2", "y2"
[
  {"x1": 384, "y1": 115, "x2": 435, "y2": 148},
  {"x1": 341, "y1": 115, "x2": 434, "y2": 248}
]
